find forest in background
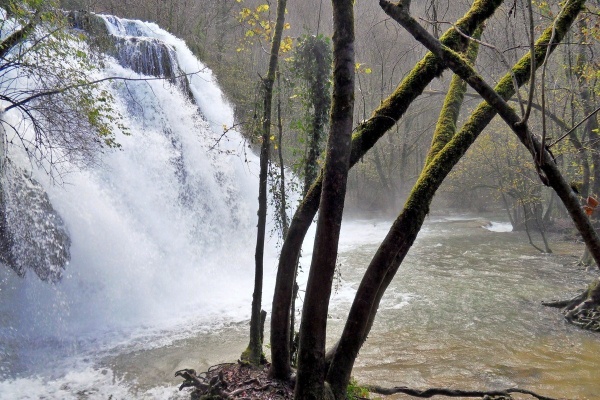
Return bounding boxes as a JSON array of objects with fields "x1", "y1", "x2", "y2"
[
  {"x1": 58, "y1": 0, "x2": 599, "y2": 233},
  {"x1": 2, "y1": 0, "x2": 600, "y2": 398}
]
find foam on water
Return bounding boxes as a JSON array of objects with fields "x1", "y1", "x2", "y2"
[
  {"x1": 484, "y1": 221, "x2": 513, "y2": 232},
  {"x1": 0, "y1": 14, "x2": 278, "y2": 398}
]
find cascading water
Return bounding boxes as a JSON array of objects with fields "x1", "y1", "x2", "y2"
[
  {"x1": 0, "y1": 13, "x2": 276, "y2": 398},
  {"x1": 3, "y1": 10, "x2": 599, "y2": 400}
]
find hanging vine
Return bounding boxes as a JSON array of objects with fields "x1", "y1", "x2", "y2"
[{"x1": 289, "y1": 34, "x2": 333, "y2": 194}]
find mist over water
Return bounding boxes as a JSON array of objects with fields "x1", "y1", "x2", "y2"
[
  {"x1": 1, "y1": 13, "x2": 599, "y2": 400},
  {"x1": 0, "y1": 14, "x2": 279, "y2": 397}
]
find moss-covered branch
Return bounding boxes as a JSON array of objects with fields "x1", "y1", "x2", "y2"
[
  {"x1": 425, "y1": 26, "x2": 482, "y2": 166},
  {"x1": 382, "y1": 0, "x2": 600, "y2": 267},
  {"x1": 326, "y1": 1, "x2": 587, "y2": 395},
  {"x1": 269, "y1": 0, "x2": 504, "y2": 379}
]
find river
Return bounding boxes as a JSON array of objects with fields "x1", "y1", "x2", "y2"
[
  {"x1": 1, "y1": 215, "x2": 599, "y2": 398},
  {"x1": 107, "y1": 216, "x2": 600, "y2": 399},
  {"x1": 1, "y1": 9, "x2": 598, "y2": 399},
  {"x1": 338, "y1": 216, "x2": 600, "y2": 399}
]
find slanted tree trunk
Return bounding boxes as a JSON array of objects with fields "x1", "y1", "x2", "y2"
[
  {"x1": 326, "y1": 1, "x2": 586, "y2": 390},
  {"x1": 243, "y1": 0, "x2": 287, "y2": 367},
  {"x1": 294, "y1": 0, "x2": 354, "y2": 398},
  {"x1": 327, "y1": 24, "x2": 483, "y2": 395},
  {"x1": 269, "y1": 0, "x2": 503, "y2": 379},
  {"x1": 381, "y1": 0, "x2": 598, "y2": 264}
]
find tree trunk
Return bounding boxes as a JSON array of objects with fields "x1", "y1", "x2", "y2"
[
  {"x1": 243, "y1": 0, "x2": 287, "y2": 367},
  {"x1": 327, "y1": 0, "x2": 586, "y2": 390},
  {"x1": 269, "y1": 0, "x2": 503, "y2": 379},
  {"x1": 277, "y1": 71, "x2": 289, "y2": 238},
  {"x1": 327, "y1": 24, "x2": 482, "y2": 395},
  {"x1": 381, "y1": 0, "x2": 598, "y2": 260},
  {"x1": 303, "y1": 41, "x2": 331, "y2": 195},
  {"x1": 294, "y1": 0, "x2": 354, "y2": 398}
]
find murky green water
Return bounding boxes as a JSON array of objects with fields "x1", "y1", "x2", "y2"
[{"x1": 104, "y1": 216, "x2": 600, "y2": 399}]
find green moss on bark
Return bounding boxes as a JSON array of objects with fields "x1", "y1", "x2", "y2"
[{"x1": 425, "y1": 26, "x2": 483, "y2": 165}]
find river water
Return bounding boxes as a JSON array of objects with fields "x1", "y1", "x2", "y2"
[
  {"x1": 103, "y1": 215, "x2": 600, "y2": 399},
  {"x1": 336, "y1": 216, "x2": 600, "y2": 399},
  {"x1": 1, "y1": 215, "x2": 599, "y2": 399},
  {"x1": 1, "y1": 10, "x2": 598, "y2": 399}
]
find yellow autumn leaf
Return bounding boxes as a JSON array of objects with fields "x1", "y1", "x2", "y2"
[
  {"x1": 257, "y1": 4, "x2": 269, "y2": 12},
  {"x1": 240, "y1": 8, "x2": 251, "y2": 18},
  {"x1": 280, "y1": 36, "x2": 293, "y2": 53}
]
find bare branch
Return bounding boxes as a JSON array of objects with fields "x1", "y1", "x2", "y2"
[
  {"x1": 549, "y1": 103, "x2": 600, "y2": 148},
  {"x1": 367, "y1": 384, "x2": 561, "y2": 400},
  {"x1": 522, "y1": 0, "x2": 537, "y2": 124},
  {"x1": 4, "y1": 69, "x2": 206, "y2": 112}
]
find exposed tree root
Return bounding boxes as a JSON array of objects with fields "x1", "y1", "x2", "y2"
[
  {"x1": 177, "y1": 363, "x2": 568, "y2": 400},
  {"x1": 541, "y1": 291, "x2": 586, "y2": 308},
  {"x1": 543, "y1": 279, "x2": 600, "y2": 333},
  {"x1": 366, "y1": 385, "x2": 560, "y2": 400},
  {"x1": 175, "y1": 362, "x2": 293, "y2": 400}
]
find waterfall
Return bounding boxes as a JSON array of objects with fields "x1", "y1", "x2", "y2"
[{"x1": 0, "y1": 12, "x2": 274, "y2": 394}]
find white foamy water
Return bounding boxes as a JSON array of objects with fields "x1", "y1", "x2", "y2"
[
  {"x1": 484, "y1": 221, "x2": 513, "y2": 232},
  {"x1": 0, "y1": 14, "x2": 279, "y2": 399},
  {"x1": 3, "y1": 11, "x2": 596, "y2": 400}
]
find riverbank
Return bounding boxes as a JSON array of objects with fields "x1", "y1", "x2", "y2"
[
  {"x1": 2, "y1": 216, "x2": 599, "y2": 399},
  {"x1": 177, "y1": 362, "x2": 293, "y2": 400}
]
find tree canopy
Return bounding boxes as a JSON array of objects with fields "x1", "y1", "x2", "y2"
[{"x1": 0, "y1": 0, "x2": 127, "y2": 176}]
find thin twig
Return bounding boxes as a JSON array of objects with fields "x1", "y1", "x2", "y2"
[
  {"x1": 538, "y1": 3, "x2": 564, "y2": 165},
  {"x1": 549, "y1": 103, "x2": 600, "y2": 148},
  {"x1": 3, "y1": 69, "x2": 206, "y2": 112},
  {"x1": 522, "y1": 0, "x2": 536, "y2": 124},
  {"x1": 421, "y1": 18, "x2": 526, "y2": 113}
]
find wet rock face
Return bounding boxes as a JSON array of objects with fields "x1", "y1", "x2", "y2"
[
  {"x1": 67, "y1": 10, "x2": 111, "y2": 37},
  {"x1": 113, "y1": 36, "x2": 193, "y2": 99},
  {"x1": 67, "y1": 11, "x2": 194, "y2": 101},
  {"x1": 0, "y1": 160, "x2": 71, "y2": 283}
]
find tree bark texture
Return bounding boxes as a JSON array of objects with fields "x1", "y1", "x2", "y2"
[
  {"x1": 269, "y1": 0, "x2": 503, "y2": 379},
  {"x1": 245, "y1": 0, "x2": 287, "y2": 367},
  {"x1": 327, "y1": 25, "x2": 482, "y2": 395},
  {"x1": 303, "y1": 40, "x2": 332, "y2": 195},
  {"x1": 326, "y1": 0, "x2": 586, "y2": 391},
  {"x1": 425, "y1": 27, "x2": 482, "y2": 166},
  {"x1": 294, "y1": 0, "x2": 354, "y2": 398}
]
